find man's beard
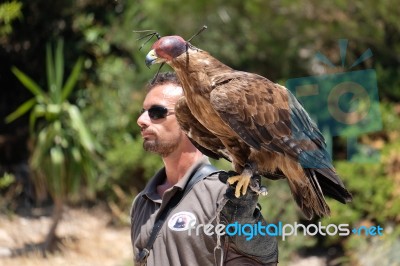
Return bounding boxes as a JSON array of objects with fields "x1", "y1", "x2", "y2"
[{"x1": 143, "y1": 138, "x2": 179, "y2": 157}]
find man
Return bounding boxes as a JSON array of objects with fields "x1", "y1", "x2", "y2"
[{"x1": 131, "y1": 72, "x2": 278, "y2": 265}]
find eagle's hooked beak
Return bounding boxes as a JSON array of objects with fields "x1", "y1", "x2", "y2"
[{"x1": 145, "y1": 49, "x2": 159, "y2": 68}]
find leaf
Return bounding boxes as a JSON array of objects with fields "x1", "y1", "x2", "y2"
[
  {"x1": 67, "y1": 157, "x2": 82, "y2": 196},
  {"x1": 67, "y1": 104, "x2": 95, "y2": 152},
  {"x1": 5, "y1": 97, "x2": 36, "y2": 123},
  {"x1": 46, "y1": 42, "x2": 55, "y2": 97},
  {"x1": 11, "y1": 67, "x2": 46, "y2": 97},
  {"x1": 50, "y1": 145, "x2": 64, "y2": 165},
  {"x1": 0, "y1": 172, "x2": 15, "y2": 189},
  {"x1": 50, "y1": 146, "x2": 65, "y2": 195},
  {"x1": 55, "y1": 39, "x2": 64, "y2": 98},
  {"x1": 71, "y1": 147, "x2": 82, "y2": 162},
  {"x1": 29, "y1": 104, "x2": 46, "y2": 132},
  {"x1": 62, "y1": 57, "x2": 83, "y2": 101},
  {"x1": 31, "y1": 127, "x2": 54, "y2": 168}
]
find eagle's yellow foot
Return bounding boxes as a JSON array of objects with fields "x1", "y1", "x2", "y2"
[{"x1": 227, "y1": 173, "x2": 252, "y2": 198}]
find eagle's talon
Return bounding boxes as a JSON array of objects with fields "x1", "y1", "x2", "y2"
[
  {"x1": 226, "y1": 175, "x2": 239, "y2": 185},
  {"x1": 234, "y1": 186, "x2": 241, "y2": 198},
  {"x1": 259, "y1": 186, "x2": 268, "y2": 196},
  {"x1": 227, "y1": 174, "x2": 251, "y2": 198},
  {"x1": 248, "y1": 175, "x2": 268, "y2": 196},
  {"x1": 249, "y1": 184, "x2": 268, "y2": 196}
]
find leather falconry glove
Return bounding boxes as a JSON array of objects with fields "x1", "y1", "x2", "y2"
[{"x1": 218, "y1": 171, "x2": 279, "y2": 265}]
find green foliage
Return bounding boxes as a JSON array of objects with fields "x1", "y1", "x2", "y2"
[
  {"x1": 79, "y1": 55, "x2": 152, "y2": 198},
  {"x1": 380, "y1": 102, "x2": 400, "y2": 132},
  {"x1": 0, "y1": 172, "x2": 15, "y2": 189},
  {"x1": 0, "y1": 1, "x2": 22, "y2": 37},
  {"x1": 325, "y1": 161, "x2": 395, "y2": 226},
  {"x1": 6, "y1": 39, "x2": 99, "y2": 202},
  {"x1": 317, "y1": 135, "x2": 400, "y2": 263},
  {"x1": 106, "y1": 136, "x2": 163, "y2": 182},
  {"x1": 70, "y1": 1, "x2": 160, "y2": 205}
]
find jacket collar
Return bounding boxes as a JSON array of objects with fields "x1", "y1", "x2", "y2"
[{"x1": 141, "y1": 156, "x2": 210, "y2": 203}]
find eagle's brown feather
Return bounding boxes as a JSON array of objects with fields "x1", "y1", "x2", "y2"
[
  {"x1": 147, "y1": 37, "x2": 352, "y2": 219},
  {"x1": 175, "y1": 96, "x2": 231, "y2": 161}
]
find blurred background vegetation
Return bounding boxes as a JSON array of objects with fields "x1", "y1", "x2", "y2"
[{"x1": 0, "y1": 0, "x2": 399, "y2": 264}]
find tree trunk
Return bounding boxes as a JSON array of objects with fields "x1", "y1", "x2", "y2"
[{"x1": 41, "y1": 198, "x2": 63, "y2": 257}]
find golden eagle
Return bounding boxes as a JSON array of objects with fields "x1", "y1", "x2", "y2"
[{"x1": 144, "y1": 35, "x2": 352, "y2": 219}]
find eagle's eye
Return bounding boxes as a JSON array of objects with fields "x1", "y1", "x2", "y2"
[{"x1": 152, "y1": 36, "x2": 187, "y2": 60}]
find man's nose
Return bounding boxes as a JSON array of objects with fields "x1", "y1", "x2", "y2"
[{"x1": 137, "y1": 111, "x2": 151, "y2": 128}]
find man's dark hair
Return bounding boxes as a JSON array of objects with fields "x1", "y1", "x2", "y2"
[{"x1": 147, "y1": 72, "x2": 181, "y2": 91}]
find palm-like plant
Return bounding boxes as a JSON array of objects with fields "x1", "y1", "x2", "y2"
[{"x1": 6, "y1": 39, "x2": 99, "y2": 255}]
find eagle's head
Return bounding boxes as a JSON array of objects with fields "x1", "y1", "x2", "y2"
[{"x1": 145, "y1": 36, "x2": 187, "y2": 67}]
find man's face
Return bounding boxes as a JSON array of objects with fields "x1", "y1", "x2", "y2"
[{"x1": 137, "y1": 83, "x2": 184, "y2": 157}]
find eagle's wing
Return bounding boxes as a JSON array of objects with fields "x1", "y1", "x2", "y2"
[
  {"x1": 210, "y1": 72, "x2": 351, "y2": 202},
  {"x1": 175, "y1": 96, "x2": 231, "y2": 161},
  {"x1": 210, "y1": 72, "x2": 323, "y2": 159}
]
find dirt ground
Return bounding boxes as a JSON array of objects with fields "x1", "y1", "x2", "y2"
[
  {"x1": 0, "y1": 205, "x2": 332, "y2": 266},
  {"x1": 0, "y1": 206, "x2": 132, "y2": 266}
]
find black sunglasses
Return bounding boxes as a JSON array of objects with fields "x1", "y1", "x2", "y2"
[{"x1": 140, "y1": 105, "x2": 175, "y2": 120}]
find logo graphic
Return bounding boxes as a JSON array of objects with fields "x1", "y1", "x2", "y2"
[
  {"x1": 188, "y1": 221, "x2": 384, "y2": 241},
  {"x1": 168, "y1": 211, "x2": 196, "y2": 231},
  {"x1": 286, "y1": 39, "x2": 382, "y2": 165}
]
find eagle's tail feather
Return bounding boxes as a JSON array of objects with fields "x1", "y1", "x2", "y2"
[
  {"x1": 306, "y1": 169, "x2": 331, "y2": 218},
  {"x1": 286, "y1": 169, "x2": 331, "y2": 220},
  {"x1": 307, "y1": 168, "x2": 331, "y2": 213},
  {"x1": 315, "y1": 168, "x2": 353, "y2": 204},
  {"x1": 287, "y1": 167, "x2": 352, "y2": 219}
]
